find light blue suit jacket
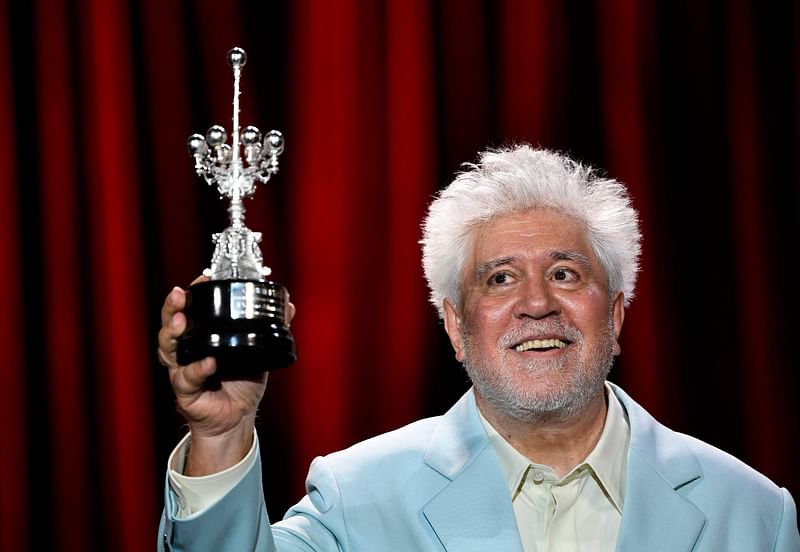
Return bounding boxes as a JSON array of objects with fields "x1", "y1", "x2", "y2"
[{"x1": 159, "y1": 384, "x2": 800, "y2": 551}]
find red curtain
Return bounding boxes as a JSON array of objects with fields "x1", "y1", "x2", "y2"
[
  {"x1": 0, "y1": 3, "x2": 26, "y2": 551},
  {"x1": 1, "y1": 1, "x2": 798, "y2": 550}
]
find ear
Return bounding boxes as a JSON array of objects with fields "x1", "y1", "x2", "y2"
[
  {"x1": 611, "y1": 291, "x2": 625, "y2": 355},
  {"x1": 443, "y1": 298, "x2": 467, "y2": 362}
]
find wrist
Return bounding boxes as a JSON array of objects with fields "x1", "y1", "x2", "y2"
[{"x1": 184, "y1": 417, "x2": 255, "y2": 476}]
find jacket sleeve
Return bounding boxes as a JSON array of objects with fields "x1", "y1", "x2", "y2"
[
  {"x1": 158, "y1": 453, "x2": 347, "y2": 552},
  {"x1": 272, "y1": 456, "x2": 348, "y2": 551},
  {"x1": 158, "y1": 454, "x2": 275, "y2": 552},
  {"x1": 774, "y1": 488, "x2": 800, "y2": 552}
]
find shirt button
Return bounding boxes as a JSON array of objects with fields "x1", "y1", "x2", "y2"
[{"x1": 531, "y1": 469, "x2": 545, "y2": 484}]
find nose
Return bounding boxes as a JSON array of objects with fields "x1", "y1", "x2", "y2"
[{"x1": 512, "y1": 277, "x2": 559, "y2": 320}]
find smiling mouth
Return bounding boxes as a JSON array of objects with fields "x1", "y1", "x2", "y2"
[{"x1": 514, "y1": 339, "x2": 569, "y2": 352}]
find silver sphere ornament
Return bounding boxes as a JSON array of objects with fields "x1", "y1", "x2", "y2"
[
  {"x1": 187, "y1": 134, "x2": 208, "y2": 155},
  {"x1": 227, "y1": 47, "x2": 247, "y2": 68},
  {"x1": 241, "y1": 126, "x2": 262, "y2": 145},
  {"x1": 266, "y1": 130, "x2": 284, "y2": 155},
  {"x1": 206, "y1": 125, "x2": 227, "y2": 146}
]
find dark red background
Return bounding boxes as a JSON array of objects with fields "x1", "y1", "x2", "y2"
[{"x1": 1, "y1": 1, "x2": 798, "y2": 550}]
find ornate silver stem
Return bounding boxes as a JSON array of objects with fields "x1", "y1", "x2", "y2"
[{"x1": 186, "y1": 47, "x2": 285, "y2": 281}]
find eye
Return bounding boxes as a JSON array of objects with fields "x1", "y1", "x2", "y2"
[
  {"x1": 488, "y1": 271, "x2": 513, "y2": 286},
  {"x1": 551, "y1": 267, "x2": 578, "y2": 283}
]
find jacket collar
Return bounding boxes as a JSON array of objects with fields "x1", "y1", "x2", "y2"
[
  {"x1": 610, "y1": 383, "x2": 707, "y2": 551},
  {"x1": 420, "y1": 384, "x2": 708, "y2": 551},
  {"x1": 422, "y1": 389, "x2": 524, "y2": 552}
]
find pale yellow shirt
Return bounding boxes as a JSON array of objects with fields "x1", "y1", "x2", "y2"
[{"x1": 478, "y1": 383, "x2": 630, "y2": 552}]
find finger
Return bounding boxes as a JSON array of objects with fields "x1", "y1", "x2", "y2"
[
  {"x1": 172, "y1": 357, "x2": 217, "y2": 394},
  {"x1": 190, "y1": 274, "x2": 209, "y2": 286},
  {"x1": 286, "y1": 301, "x2": 296, "y2": 325},
  {"x1": 160, "y1": 286, "x2": 186, "y2": 328},
  {"x1": 158, "y1": 330, "x2": 178, "y2": 360},
  {"x1": 158, "y1": 310, "x2": 187, "y2": 350},
  {"x1": 157, "y1": 347, "x2": 177, "y2": 369}
]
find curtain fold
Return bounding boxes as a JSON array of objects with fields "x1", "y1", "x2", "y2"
[
  {"x1": 596, "y1": 0, "x2": 674, "y2": 420},
  {"x1": 726, "y1": 0, "x2": 791, "y2": 484},
  {"x1": 0, "y1": 2, "x2": 27, "y2": 550},
  {"x1": 382, "y1": 0, "x2": 436, "y2": 430},
  {"x1": 79, "y1": 0, "x2": 156, "y2": 548},
  {"x1": 35, "y1": 0, "x2": 90, "y2": 549}
]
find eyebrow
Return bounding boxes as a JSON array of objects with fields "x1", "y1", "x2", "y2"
[
  {"x1": 474, "y1": 256, "x2": 517, "y2": 280},
  {"x1": 550, "y1": 250, "x2": 592, "y2": 270}
]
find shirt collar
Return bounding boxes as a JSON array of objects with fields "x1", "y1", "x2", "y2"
[{"x1": 478, "y1": 382, "x2": 630, "y2": 512}]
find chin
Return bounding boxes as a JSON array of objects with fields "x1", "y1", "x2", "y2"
[
  {"x1": 493, "y1": 387, "x2": 596, "y2": 423},
  {"x1": 468, "y1": 362, "x2": 609, "y2": 424}
]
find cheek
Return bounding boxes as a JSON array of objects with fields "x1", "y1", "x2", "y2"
[
  {"x1": 464, "y1": 295, "x2": 513, "y2": 333},
  {"x1": 558, "y1": 286, "x2": 609, "y2": 316}
]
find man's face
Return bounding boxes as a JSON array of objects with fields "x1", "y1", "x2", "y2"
[{"x1": 443, "y1": 209, "x2": 625, "y2": 423}]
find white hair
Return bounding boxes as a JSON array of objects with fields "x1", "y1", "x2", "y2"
[{"x1": 420, "y1": 145, "x2": 642, "y2": 318}]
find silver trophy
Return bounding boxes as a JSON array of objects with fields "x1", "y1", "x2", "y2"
[{"x1": 176, "y1": 47, "x2": 296, "y2": 372}]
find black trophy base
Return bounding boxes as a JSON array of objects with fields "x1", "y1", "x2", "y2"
[{"x1": 177, "y1": 279, "x2": 296, "y2": 374}]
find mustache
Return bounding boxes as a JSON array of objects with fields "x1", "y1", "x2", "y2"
[{"x1": 497, "y1": 320, "x2": 583, "y2": 348}]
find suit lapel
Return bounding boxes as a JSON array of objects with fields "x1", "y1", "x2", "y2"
[
  {"x1": 611, "y1": 384, "x2": 707, "y2": 552},
  {"x1": 421, "y1": 390, "x2": 523, "y2": 552},
  {"x1": 615, "y1": 449, "x2": 706, "y2": 551}
]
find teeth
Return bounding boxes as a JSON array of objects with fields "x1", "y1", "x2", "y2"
[{"x1": 514, "y1": 339, "x2": 567, "y2": 352}]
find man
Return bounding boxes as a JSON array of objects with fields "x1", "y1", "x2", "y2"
[{"x1": 157, "y1": 145, "x2": 800, "y2": 551}]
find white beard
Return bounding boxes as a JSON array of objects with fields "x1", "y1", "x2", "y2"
[{"x1": 461, "y1": 317, "x2": 616, "y2": 423}]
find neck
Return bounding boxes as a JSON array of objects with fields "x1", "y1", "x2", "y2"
[{"x1": 476, "y1": 388, "x2": 608, "y2": 477}]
